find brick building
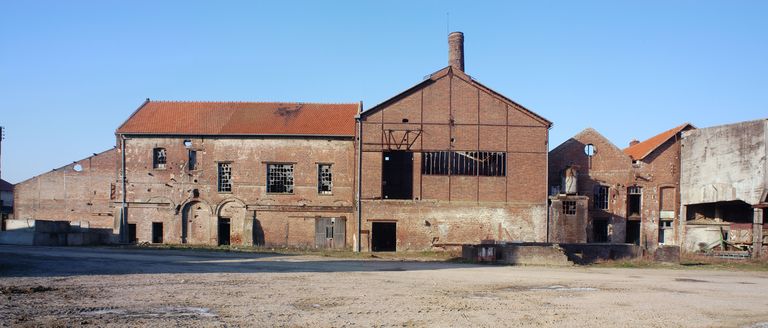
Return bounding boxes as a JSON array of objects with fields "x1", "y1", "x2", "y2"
[
  {"x1": 356, "y1": 32, "x2": 552, "y2": 251},
  {"x1": 1, "y1": 178, "x2": 14, "y2": 224},
  {"x1": 114, "y1": 101, "x2": 359, "y2": 247},
  {"x1": 548, "y1": 124, "x2": 693, "y2": 247},
  {"x1": 12, "y1": 149, "x2": 117, "y2": 233}
]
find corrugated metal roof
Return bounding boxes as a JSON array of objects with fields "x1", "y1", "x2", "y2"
[
  {"x1": 624, "y1": 123, "x2": 695, "y2": 160},
  {"x1": 116, "y1": 101, "x2": 359, "y2": 137}
]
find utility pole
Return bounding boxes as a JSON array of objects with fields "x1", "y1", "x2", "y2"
[{"x1": 0, "y1": 126, "x2": 4, "y2": 179}]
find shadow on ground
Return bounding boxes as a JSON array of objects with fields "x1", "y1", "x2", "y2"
[{"x1": 0, "y1": 245, "x2": 475, "y2": 278}]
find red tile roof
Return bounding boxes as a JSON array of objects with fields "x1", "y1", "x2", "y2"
[
  {"x1": 117, "y1": 101, "x2": 359, "y2": 137},
  {"x1": 623, "y1": 123, "x2": 695, "y2": 160}
]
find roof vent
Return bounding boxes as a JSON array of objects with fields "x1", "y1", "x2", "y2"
[{"x1": 629, "y1": 139, "x2": 640, "y2": 147}]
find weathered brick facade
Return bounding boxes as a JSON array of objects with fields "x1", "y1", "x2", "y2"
[
  {"x1": 548, "y1": 125, "x2": 692, "y2": 247},
  {"x1": 13, "y1": 149, "x2": 117, "y2": 231},
  {"x1": 115, "y1": 102, "x2": 358, "y2": 247},
  {"x1": 357, "y1": 65, "x2": 552, "y2": 251}
]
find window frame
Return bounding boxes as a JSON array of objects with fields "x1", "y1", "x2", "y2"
[
  {"x1": 152, "y1": 147, "x2": 167, "y2": 170},
  {"x1": 266, "y1": 163, "x2": 295, "y2": 194},
  {"x1": 563, "y1": 201, "x2": 577, "y2": 216},
  {"x1": 217, "y1": 162, "x2": 233, "y2": 193},
  {"x1": 421, "y1": 151, "x2": 506, "y2": 177},
  {"x1": 187, "y1": 149, "x2": 199, "y2": 171},
  {"x1": 593, "y1": 185, "x2": 610, "y2": 210},
  {"x1": 317, "y1": 163, "x2": 333, "y2": 195}
]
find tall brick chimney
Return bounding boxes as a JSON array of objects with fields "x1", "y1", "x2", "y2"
[{"x1": 448, "y1": 31, "x2": 464, "y2": 71}]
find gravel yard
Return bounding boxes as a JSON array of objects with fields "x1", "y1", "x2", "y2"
[{"x1": 1, "y1": 245, "x2": 767, "y2": 327}]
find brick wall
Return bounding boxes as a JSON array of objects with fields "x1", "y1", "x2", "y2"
[
  {"x1": 548, "y1": 128, "x2": 684, "y2": 247},
  {"x1": 357, "y1": 67, "x2": 551, "y2": 250},
  {"x1": 13, "y1": 149, "x2": 117, "y2": 232},
  {"x1": 118, "y1": 136, "x2": 355, "y2": 247}
]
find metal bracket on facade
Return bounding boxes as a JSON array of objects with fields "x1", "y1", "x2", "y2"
[{"x1": 384, "y1": 129, "x2": 422, "y2": 150}]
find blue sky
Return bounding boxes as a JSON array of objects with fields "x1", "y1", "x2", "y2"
[{"x1": 1, "y1": 1, "x2": 766, "y2": 183}]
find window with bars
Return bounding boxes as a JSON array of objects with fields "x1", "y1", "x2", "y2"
[
  {"x1": 593, "y1": 185, "x2": 609, "y2": 210},
  {"x1": 563, "y1": 201, "x2": 577, "y2": 216},
  {"x1": 318, "y1": 164, "x2": 333, "y2": 195},
  {"x1": 421, "y1": 151, "x2": 506, "y2": 176},
  {"x1": 267, "y1": 164, "x2": 294, "y2": 193},
  {"x1": 218, "y1": 163, "x2": 232, "y2": 192},
  {"x1": 153, "y1": 148, "x2": 167, "y2": 169}
]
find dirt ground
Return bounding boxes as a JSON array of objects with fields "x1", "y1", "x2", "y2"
[{"x1": 1, "y1": 246, "x2": 767, "y2": 327}]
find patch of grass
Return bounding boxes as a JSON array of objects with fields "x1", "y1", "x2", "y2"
[
  {"x1": 591, "y1": 254, "x2": 768, "y2": 271},
  {"x1": 111, "y1": 243, "x2": 462, "y2": 262}
]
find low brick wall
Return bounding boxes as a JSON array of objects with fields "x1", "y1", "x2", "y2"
[
  {"x1": 463, "y1": 243, "x2": 572, "y2": 266},
  {"x1": 559, "y1": 243, "x2": 643, "y2": 264},
  {"x1": 463, "y1": 242, "x2": 647, "y2": 265},
  {"x1": 0, "y1": 219, "x2": 111, "y2": 246}
]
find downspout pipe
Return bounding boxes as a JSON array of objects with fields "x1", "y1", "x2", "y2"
[
  {"x1": 356, "y1": 102, "x2": 363, "y2": 252},
  {"x1": 545, "y1": 124, "x2": 552, "y2": 243},
  {"x1": 120, "y1": 134, "x2": 128, "y2": 244}
]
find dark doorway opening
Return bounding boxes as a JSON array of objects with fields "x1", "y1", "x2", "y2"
[
  {"x1": 372, "y1": 222, "x2": 396, "y2": 252},
  {"x1": 592, "y1": 218, "x2": 609, "y2": 243},
  {"x1": 128, "y1": 223, "x2": 137, "y2": 244},
  {"x1": 626, "y1": 221, "x2": 640, "y2": 245},
  {"x1": 151, "y1": 222, "x2": 163, "y2": 244},
  {"x1": 218, "y1": 218, "x2": 231, "y2": 246},
  {"x1": 382, "y1": 151, "x2": 413, "y2": 200},
  {"x1": 181, "y1": 206, "x2": 189, "y2": 244},
  {"x1": 252, "y1": 218, "x2": 265, "y2": 246}
]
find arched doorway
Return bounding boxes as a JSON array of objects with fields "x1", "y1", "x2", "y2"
[
  {"x1": 217, "y1": 200, "x2": 247, "y2": 246},
  {"x1": 181, "y1": 201, "x2": 211, "y2": 245}
]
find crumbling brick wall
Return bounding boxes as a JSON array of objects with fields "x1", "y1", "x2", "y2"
[
  {"x1": 548, "y1": 128, "x2": 685, "y2": 247},
  {"x1": 13, "y1": 149, "x2": 117, "y2": 231},
  {"x1": 117, "y1": 136, "x2": 355, "y2": 247}
]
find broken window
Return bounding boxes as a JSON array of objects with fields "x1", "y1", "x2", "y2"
[
  {"x1": 153, "y1": 148, "x2": 167, "y2": 169},
  {"x1": 218, "y1": 163, "x2": 232, "y2": 192},
  {"x1": 188, "y1": 150, "x2": 198, "y2": 171},
  {"x1": 267, "y1": 164, "x2": 294, "y2": 193},
  {"x1": 318, "y1": 164, "x2": 332, "y2": 195},
  {"x1": 563, "y1": 201, "x2": 577, "y2": 215},
  {"x1": 628, "y1": 186, "x2": 642, "y2": 217},
  {"x1": 421, "y1": 151, "x2": 506, "y2": 176},
  {"x1": 593, "y1": 185, "x2": 609, "y2": 210},
  {"x1": 584, "y1": 144, "x2": 596, "y2": 157}
]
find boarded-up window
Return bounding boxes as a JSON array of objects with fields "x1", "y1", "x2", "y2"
[
  {"x1": 422, "y1": 151, "x2": 506, "y2": 176},
  {"x1": 153, "y1": 148, "x2": 166, "y2": 169},
  {"x1": 318, "y1": 164, "x2": 332, "y2": 195},
  {"x1": 660, "y1": 187, "x2": 675, "y2": 212},
  {"x1": 267, "y1": 164, "x2": 294, "y2": 193},
  {"x1": 218, "y1": 163, "x2": 232, "y2": 192}
]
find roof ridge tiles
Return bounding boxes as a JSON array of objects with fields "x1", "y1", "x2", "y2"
[{"x1": 148, "y1": 100, "x2": 358, "y2": 105}]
